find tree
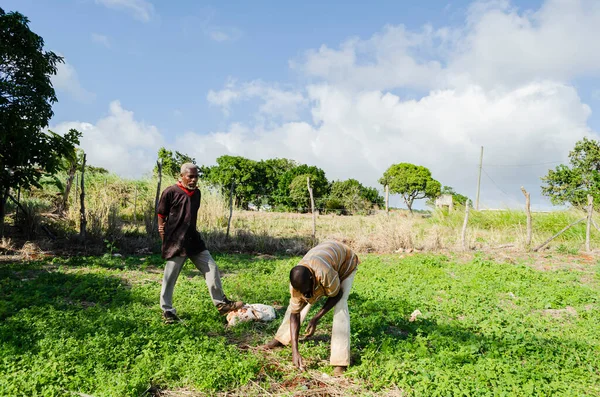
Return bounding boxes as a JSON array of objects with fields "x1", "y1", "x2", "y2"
[
  {"x1": 276, "y1": 164, "x2": 329, "y2": 210},
  {"x1": 541, "y1": 137, "x2": 600, "y2": 209},
  {"x1": 329, "y1": 179, "x2": 384, "y2": 214},
  {"x1": 379, "y1": 163, "x2": 441, "y2": 214},
  {"x1": 288, "y1": 174, "x2": 314, "y2": 211},
  {"x1": 202, "y1": 155, "x2": 263, "y2": 209},
  {"x1": 0, "y1": 8, "x2": 81, "y2": 236},
  {"x1": 256, "y1": 158, "x2": 297, "y2": 206},
  {"x1": 154, "y1": 147, "x2": 196, "y2": 179}
]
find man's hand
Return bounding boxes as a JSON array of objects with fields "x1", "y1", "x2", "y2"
[
  {"x1": 304, "y1": 317, "x2": 319, "y2": 337},
  {"x1": 157, "y1": 217, "x2": 165, "y2": 241},
  {"x1": 292, "y1": 350, "x2": 304, "y2": 370}
]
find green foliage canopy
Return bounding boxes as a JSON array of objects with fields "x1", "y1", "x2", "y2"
[
  {"x1": 541, "y1": 137, "x2": 600, "y2": 209},
  {"x1": 0, "y1": 8, "x2": 81, "y2": 235},
  {"x1": 379, "y1": 163, "x2": 441, "y2": 213}
]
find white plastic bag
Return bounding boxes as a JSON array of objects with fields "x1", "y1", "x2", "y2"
[{"x1": 226, "y1": 303, "x2": 276, "y2": 326}]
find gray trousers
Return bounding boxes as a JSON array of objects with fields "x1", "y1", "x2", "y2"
[
  {"x1": 274, "y1": 269, "x2": 356, "y2": 366},
  {"x1": 160, "y1": 250, "x2": 226, "y2": 313}
]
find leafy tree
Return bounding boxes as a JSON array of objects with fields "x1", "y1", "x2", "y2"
[
  {"x1": 541, "y1": 137, "x2": 600, "y2": 209},
  {"x1": 379, "y1": 163, "x2": 441, "y2": 214},
  {"x1": 202, "y1": 155, "x2": 263, "y2": 209},
  {"x1": 329, "y1": 179, "x2": 384, "y2": 214},
  {"x1": 288, "y1": 174, "x2": 314, "y2": 211},
  {"x1": 0, "y1": 8, "x2": 81, "y2": 235},
  {"x1": 362, "y1": 186, "x2": 385, "y2": 208},
  {"x1": 256, "y1": 158, "x2": 297, "y2": 205},
  {"x1": 276, "y1": 164, "x2": 329, "y2": 209},
  {"x1": 154, "y1": 147, "x2": 196, "y2": 179}
]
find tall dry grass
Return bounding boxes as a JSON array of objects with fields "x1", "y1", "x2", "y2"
[{"x1": 10, "y1": 170, "x2": 600, "y2": 255}]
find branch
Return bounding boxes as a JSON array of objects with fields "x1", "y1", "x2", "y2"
[{"x1": 533, "y1": 217, "x2": 586, "y2": 252}]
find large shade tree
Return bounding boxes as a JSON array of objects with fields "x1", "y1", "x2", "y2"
[
  {"x1": 379, "y1": 163, "x2": 441, "y2": 214},
  {"x1": 0, "y1": 8, "x2": 81, "y2": 236}
]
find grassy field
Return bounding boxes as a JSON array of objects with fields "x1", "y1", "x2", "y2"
[{"x1": 1, "y1": 250, "x2": 599, "y2": 396}]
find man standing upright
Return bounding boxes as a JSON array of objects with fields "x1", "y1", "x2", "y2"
[
  {"x1": 263, "y1": 240, "x2": 359, "y2": 376},
  {"x1": 157, "y1": 163, "x2": 243, "y2": 324}
]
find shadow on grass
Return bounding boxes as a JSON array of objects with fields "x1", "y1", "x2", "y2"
[{"x1": 0, "y1": 264, "x2": 153, "y2": 353}]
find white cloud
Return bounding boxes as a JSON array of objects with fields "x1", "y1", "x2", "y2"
[
  {"x1": 291, "y1": 24, "x2": 448, "y2": 92},
  {"x1": 91, "y1": 33, "x2": 111, "y2": 48},
  {"x1": 52, "y1": 59, "x2": 95, "y2": 103},
  {"x1": 194, "y1": 0, "x2": 600, "y2": 209},
  {"x1": 95, "y1": 0, "x2": 155, "y2": 22},
  {"x1": 192, "y1": 80, "x2": 591, "y2": 209},
  {"x1": 65, "y1": 0, "x2": 600, "y2": 210},
  {"x1": 292, "y1": 0, "x2": 600, "y2": 92},
  {"x1": 51, "y1": 101, "x2": 163, "y2": 178},
  {"x1": 448, "y1": 0, "x2": 600, "y2": 89},
  {"x1": 207, "y1": 80, "x2": 306, "y2": 120}
]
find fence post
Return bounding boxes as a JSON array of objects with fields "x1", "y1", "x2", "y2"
[
  {"x1": 152, "y1": 158, "x2": 163, "y2": 236},
  {"x1": 15, "y1": 187, "x2": 20, "y2": 226},
  {"x1": 226, "y1": 179, "x2": 234, "y2": 239},
  {"x1": 79, "y1": 154, "x2": 87, "y2": 242},
  {"x1": 586, "y1": 195, "x2": 593, "y2": 252},
  {"x1": 133, "y1": 185, "x2": 138, "y2": 225},
  {"x1": 521, "y1": 186, "x2": 532, "y2": 249},
  {"x1": 385, "y1": 184, "x2": 389, "y2": 216},
  {"x1": 461, "y1": 199, "x2": 470, "y2": 251},
  {"x1": 307, "y1": 176, "x2": 316, "y2": 240}
]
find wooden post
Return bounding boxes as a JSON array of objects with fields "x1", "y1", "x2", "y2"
[
  {"x1": 533, "y1": 217, "x2": 586, "y2": 252},
  {"x1": 226, "y1": 179, "x2": 234, "y2": 239},
  {"x1": 152, "y1": 158, "x2": 163, "y2": 236},
  {"x1": 75, "y1": 173, "x2": 79, "y2": 204},
  {"x1": 385, "y1": 184, "x2": 389, "y2": 216},
  {"x1": 475, "y1": 146, "x2": 483, "y2": 211},
  {"x1": 307, "y1": 176, "x2": 316, "y2": 240},
  {"x1": 586, "y1": 195, "x2": 593, "y2": 252},
  {"x1": 461, "y1": 199, "x2": 470, "y2": 251},
  {"x1": 79, "y1": 154, "x2": 87, "y2": 241},
  {"x1": 520, "y1": 186, "x2": 532, "y2": 249},
  {"x1": 133, "y1": 185, "x2": 138, "y2": 225},
  {"x1": 15, "y1": 187, "x2": 20, "y2": 225}
]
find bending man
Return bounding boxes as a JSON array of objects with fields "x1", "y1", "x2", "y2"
[{"x1": 263, "y1": 240, "x2": 359, "y2": 376}]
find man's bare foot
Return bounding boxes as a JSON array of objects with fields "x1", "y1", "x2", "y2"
[
  {"x1": 332, "y1": 366, "x2": 346, "y2": 377},
  {"x1": 261, "y1": 339, "x2": 283, "y2": 349}
]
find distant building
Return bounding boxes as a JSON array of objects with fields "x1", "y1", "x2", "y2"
[{"x1": 435, "y1": 194, "x2": 454, "y2": 211}]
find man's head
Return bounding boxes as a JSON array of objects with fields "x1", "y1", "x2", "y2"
[
  {"x1": 179, "y1": 163, "x2": 199, "y2": 189},
  {"x1": 290, "y1": 265, "x2": 314, "y2": 298}
]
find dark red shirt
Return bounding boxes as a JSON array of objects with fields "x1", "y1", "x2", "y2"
[{"x1": 157, "y1": 183, "x2": 207, "y2": 259}]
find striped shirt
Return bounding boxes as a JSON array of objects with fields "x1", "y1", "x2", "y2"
[{"x1": 289, "y1": 240, "x2": 359, "y2": 314}]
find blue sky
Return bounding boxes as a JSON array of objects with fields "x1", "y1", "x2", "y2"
[{"x1": 5, "y1": 0, "x2": 600, "y2": 210}]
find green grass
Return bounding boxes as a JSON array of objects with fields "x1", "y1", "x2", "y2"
[{"x1": 1, "y1": 252, "x2": 599, "y2": 396}]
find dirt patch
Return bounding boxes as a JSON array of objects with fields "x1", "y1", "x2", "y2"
[{"x1": 540, "y1": 306, "x2": 578, "y2": 319}]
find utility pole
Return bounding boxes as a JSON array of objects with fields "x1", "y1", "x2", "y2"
[{"x1": 475, "y1": 146, "x2": 484, "y2": 211}]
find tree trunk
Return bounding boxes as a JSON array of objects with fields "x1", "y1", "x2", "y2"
[{"x1": 406, "y1": 200, "x2": 413, "y2": 215}]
